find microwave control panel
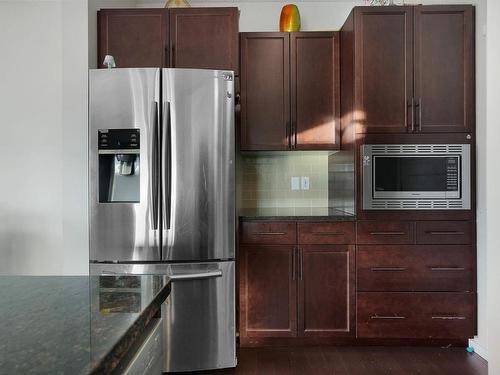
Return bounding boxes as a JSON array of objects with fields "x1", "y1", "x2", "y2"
[{"x1": 445, "y1": 157, "x2": 459, "y2": 191}]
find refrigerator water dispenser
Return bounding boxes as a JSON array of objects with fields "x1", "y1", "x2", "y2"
[{"x1": 98, "y1": 129, "x2": 140, "y2": 203}]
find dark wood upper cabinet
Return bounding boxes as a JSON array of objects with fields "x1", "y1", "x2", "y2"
[
  {"x1": 98, "y1": 9, "x2": 168, "y2": 68},
  {"x1": 240, "y1": 32, "x2": 340, "y2": 150},
  {"x1": 353, "y1": 7, "x2": 413, "y2": 134},
  {"x1": 291, "y1": 32, "x2": 340, "y2": 150},
  {"x1": 342, "y1": 5, "x2": 475, "y2": 135},
  {"x1": 239, "y1": 245, "x2": 297, "y2": 338},
  {"x1": 413, "y1": 5, "x2": 474, "y2": 133},
  {"x1": 240, "y1": 33, "x2": 290, "y2": 150},
  {"x1": 98, "y1": 8, "x2": 238, "y2": 71},
  {"x1": 169, "y1": 7, "x2": 238, "y2": 72},
  {"x1": 298, "y1": 245, "x2": 354, "y2": 337}
]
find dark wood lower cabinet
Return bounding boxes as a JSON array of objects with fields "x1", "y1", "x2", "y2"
[
  {"x1": 239, "y1": 219, "x2": 476, "y2": 345},
  {"x1": 239, "y1": 245, "x2": 297, "y2": 338},
  {"x1": 357, "y1": 292, "x2": 475, "y2": 339},
  {"x1": 299, "y1": 245, "x2": 355, "y2": 337}
]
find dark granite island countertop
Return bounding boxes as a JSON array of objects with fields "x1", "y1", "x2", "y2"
[{"x1": 0, "y1": 275, "x2": 171, "y2": 375}]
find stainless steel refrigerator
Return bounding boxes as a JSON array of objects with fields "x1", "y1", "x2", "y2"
[{"x1": 88, "y1": 68, "x2": 236, "y2": 373}]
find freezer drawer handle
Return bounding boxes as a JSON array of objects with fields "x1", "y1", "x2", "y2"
[{"x1": 169, "y1": 270, "x2": 223, "y2": 281}]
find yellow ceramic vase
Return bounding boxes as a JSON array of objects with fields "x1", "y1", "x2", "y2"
[{"x1": 280, "y1": 4, "x2": 301, "y2": 32}]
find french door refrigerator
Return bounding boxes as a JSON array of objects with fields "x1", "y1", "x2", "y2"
[{"x1": 88, "y1": 68, "x2": 236, "y2": 373}]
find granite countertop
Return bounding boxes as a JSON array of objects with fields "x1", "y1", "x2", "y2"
[
  {"x1": 239, "y1": 208, "x2": 356, "y2": 221},
  {"x1": 0, "y1": 274, "x2": 171, "y2": 375}
]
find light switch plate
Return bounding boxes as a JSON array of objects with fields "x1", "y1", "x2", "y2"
[
  {"x1": 291, "y1": 176, "x2": 300, "y2": 191},
  {"x1": 301, "y1": 176, "x2": 310, "y2": 190}
]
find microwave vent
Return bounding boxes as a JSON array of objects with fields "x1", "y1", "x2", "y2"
[
  {"x1": 369, "y1": 144, "x2": 466, "y2": 155},
  {"x1": 368, "y1": 199, "x2": 464, "y2": 210}
]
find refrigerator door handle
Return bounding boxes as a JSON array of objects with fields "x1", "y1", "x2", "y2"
[
  {"x1": 169, "y1": 270, "x2": 223, "y2": 281},
  {"x1": 151, "y1": 101, "x2": 159, "y2": 230},
  {"x1": 162, "y1": 101, "x2": 172, "y2": 230}
]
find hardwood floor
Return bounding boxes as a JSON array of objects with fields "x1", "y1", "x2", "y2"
[{"x1": 202, "y1": 346, "x2": 487, "y2": 375}]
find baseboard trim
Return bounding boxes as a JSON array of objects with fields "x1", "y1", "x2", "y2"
[
  {"x1": 468, "y1": 338, "x2": 488, "y2": 360},
  {"x1": 240, "y1": 336, "x2": 469, "y2": 347}
]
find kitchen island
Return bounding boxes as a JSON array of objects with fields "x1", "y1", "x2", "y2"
[{"x1": 0, "y1": 274, "x2": 171, "y2": 374}]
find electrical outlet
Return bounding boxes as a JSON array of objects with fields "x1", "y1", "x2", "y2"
[
  {"x1": 291, "y1": 176, "x2": 300, "y2": 191},
  {"x1": 301, "y1": 176, "x2": 310, "y2": 190}
]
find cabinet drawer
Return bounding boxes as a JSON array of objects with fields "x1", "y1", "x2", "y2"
[
  {"x1": 357, "y1": 292, "x2": 475, "y2": 339},
  {"x1": 357, "y1": 221, "x2": 414, "y2": 244},
  {"x1": 240, "y1": 221, "x2": 296, "y2": 245},
  {"x1": 416, "y1": 221, "x2": 473, "y2": 244},
  {"x1": 357, "y1": 245, "x2": 474, "y2": 292},
  {"x1": 298, "y1": 222, "x2": 355, "y2": 244}
]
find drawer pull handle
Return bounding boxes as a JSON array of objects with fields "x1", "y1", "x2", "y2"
[
  {"x1": 426, "y1": 231, "x2": 465, "y2": 235},
  {"x1": 430, "y1": 267, "x2": 465, "y2": 271},
  {"x1": 371, "y1": 267, "x2": 407, "y2": 272},
  {"x1": 370, "y1": 315, "x2": 406, "y2": 320},
  {"x1": 255, "y1": 232, "x2": 286, "y2": 235},
  {"x1": 369, "y1": 232, "x2": 406, "y2": 236},
  {"x1": 431, "y1": 316, "x2": 466, "y2": 320},
  {"x1": 311, "y1": 232, "x2": 345, "y2": 236}
]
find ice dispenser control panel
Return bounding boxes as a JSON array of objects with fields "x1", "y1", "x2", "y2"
[
  {"x1": 98, "y1": 129, "x2": 140, "y2": 203},
  {"x1": 98, "y1": 129, "x2": 140, "y2": 150}
]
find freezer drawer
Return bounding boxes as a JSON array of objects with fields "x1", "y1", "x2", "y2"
[
  {"x1": 163, "y1": 261, "x2": 236, "y2": 372},
  {"x1": 89, "y1": 261, "x2": 236, "y2": 373}
]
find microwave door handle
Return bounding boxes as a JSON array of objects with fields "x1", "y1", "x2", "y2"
[
  {"x1": 162, "y1": 101, "x2": 172, "y2": 230},
  {"x1": 151, "y1": 102, "x2": 159, "y2": 230}
]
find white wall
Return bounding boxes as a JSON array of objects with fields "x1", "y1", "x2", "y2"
[
  {"x1": 137, "y1": 0, "x2": 363, "y2": 30},
  {"x1": 0, "y1": 1, "x2": 88, "y2": 275}
]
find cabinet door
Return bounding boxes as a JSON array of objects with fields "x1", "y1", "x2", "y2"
[
  {"x1": 239, "y1": 245, "x2": 297, "y2": 337},
  {"x1": 354, "y1": 7, "x2": 413, "y2": 133},
  {"x1": 98, "y1": 9, "x2": 168, "y2": 68},
  {"x1": 169, "y1": 8, "x2": 238, "y2": 73},
  {"x1": 240, "y1": 33, "x2": 290, "y2": 150},
  {"x1": 414, "y1": 5, "x2": 474, "y2": 133},
  {"x1": 298, "y1": 245, "x2": 354, "y2": 337},
  {"x1": 290, "y1": 32, "x2": 340, "y2": 150}
]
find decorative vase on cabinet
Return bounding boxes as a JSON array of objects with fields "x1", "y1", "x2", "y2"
[
  {"x1": 165, "y1": 0, "x2": 190, "y2": 8},
  {"x1": 280, "y1": 4, "x2": 301, "y2": 32}
]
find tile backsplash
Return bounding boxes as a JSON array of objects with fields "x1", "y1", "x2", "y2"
[{"x1": 238, "y1": 152, "x2": 332, "y2": 216}]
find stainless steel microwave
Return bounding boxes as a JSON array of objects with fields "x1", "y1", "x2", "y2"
[{"x1": 362, "y1": 144, "x2": 471, "y2": 210}]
